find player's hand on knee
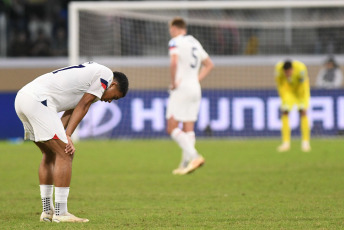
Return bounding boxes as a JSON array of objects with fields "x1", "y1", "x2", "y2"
[{"x1": 65, "y1": 135, "x2": 75, "y2": 155}]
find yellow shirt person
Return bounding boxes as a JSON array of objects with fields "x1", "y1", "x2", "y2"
[{"x1": 274, "y1": 60, "x2": 311, "y2": 152}]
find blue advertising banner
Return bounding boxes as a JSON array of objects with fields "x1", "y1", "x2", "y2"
[
  {"x1": 0, "y1": 93, "x2": 23, "y2": 139},
  {"x1": 1, "y1": 89, "x2": 344, "y2": 139}
]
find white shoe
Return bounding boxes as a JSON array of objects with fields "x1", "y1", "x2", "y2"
[
  {"x1": 277, "y1": 142, "x2": 290, "y2": 152},
  {"x1": 52, "y1": 212, "x2": 89, "y2": 223},
  {"x1": 302, "y1": 141, "x2": 311, "y2": 152},
  {"x1": 179, "y1": 156, "x2": 205, "y2": 175},
  {"x1": 172, "y1": 159, "x2": 190, "y2": 175},
  {"x1": 172, "y1": 167, "x2": 186, "y2": 175},
  {"x1": 40, "y1": 209, "x2": 54, "y2": 222}
]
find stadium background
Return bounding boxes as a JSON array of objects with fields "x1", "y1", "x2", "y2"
[{"x1": 0, "y1": 0, "x2": 344, "y2": 140}]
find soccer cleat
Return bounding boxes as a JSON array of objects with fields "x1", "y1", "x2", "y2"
[
  {"x1": 52, "y1": 212, "x2": 89, "y2": 223},
  {"x1": 40, "y1": 209, "x2": 54, "y2": 222},
  {"x1": 301, "y1": 141, "x2": 311, "y2": 152},
  {"x1": 277, "y1": 142, "x2": 290, "y2": 152},
  {"x1": 180, "y1": 156, "x2": 205, "y2": 175},
  {"x1": 172, "y1": 167, "x2": 186, "y2": 175},
  {"x1": 172, "y1": 159, "x2": 189, "y2": 175}
]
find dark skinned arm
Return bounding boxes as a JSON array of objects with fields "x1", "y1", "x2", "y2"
[
  {"x1": 64, "y1": 93, "x2": 97, "y2": 154},
  {"x1": 61, "y1": 109, "x2": 74, "y2": 129}
]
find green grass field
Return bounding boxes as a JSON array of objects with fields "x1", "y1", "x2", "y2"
[{"x1": 1, "y1": 138, "x2": 344, "y2": 229}]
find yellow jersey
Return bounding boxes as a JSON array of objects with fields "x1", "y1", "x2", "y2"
[
  {"x1": 275, "y1": 60, "x2": 310, "y2": 97},
  {"x1": 274, "y1": 60, "x2": 310, "y2": 110}
]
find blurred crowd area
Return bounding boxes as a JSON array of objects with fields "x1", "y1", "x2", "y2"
[
  {"x1": 1, "y1": 1, "x2": 344, "y2": 57},
  {"x1": 1, "y1": 0, "x2": 115, "y2": 57},
  {"x1": 0, "y1": 0, "x2": 75, "y2": 57},
  {"x1": 1, "y1": 0, "x2": 141, "y2": 57}
]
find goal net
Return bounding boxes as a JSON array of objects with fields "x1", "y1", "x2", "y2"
[{"x1": 69, "y1": 1, "x2": 344, "y2": 139}]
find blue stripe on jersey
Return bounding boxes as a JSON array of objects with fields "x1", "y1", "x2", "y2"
[{"x1": 100, "y1": 78, "x2": 108, "y2": 89}]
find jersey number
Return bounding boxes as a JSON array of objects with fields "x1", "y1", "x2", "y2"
[
  {"x1": 190, "y1": 47, "x2": 198, "y2": 69},
  {"x1": 52, "y1": 64, "x2": 85, "y2": 74}
]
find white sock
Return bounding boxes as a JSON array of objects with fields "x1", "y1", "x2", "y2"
[
  {"x1": 55, "y1": 187, "x2": 69, "y2": 216},
  {"x1": 179, "y1": 131, "x2": 196, "y2": 167},
  {"x1": 40, "y1": 185, "x2": 54, "y2": 213},
  {"x1": 171, "y1": 128, "x2": 198, "y2": 160},
  {"x1": 186, "y1": 131, "x2": 196, "y2": 147}
]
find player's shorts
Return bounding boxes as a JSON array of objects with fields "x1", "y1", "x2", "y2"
[
  {"x1": 166, "y1": 82, "x2": 201, "y2": 122},
  {"x1": 280, "y1": 92, "x2": 310, "y2": 112},
  {"x1": 14, "y1": 91, "x2": 68, "y2": 143}
]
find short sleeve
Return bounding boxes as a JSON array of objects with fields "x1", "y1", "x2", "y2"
[
  {"x1": 168, "y1": 39, "x2": 179, "y2": 56},
  {"x1": 298, "y1": 64, "x2": 308, "y2": 83},
  {"x1": 274, "y1": 62, "x2": 283, "y2": 78},
  {"x1": 274, "y1": 68, "x2": 279, "y2": 79},
  {"x1": 86, "y1": 66, "x2": 113, "y2": 99},
  {"x1": 299, "y1": 70, "x2": 306, "y2": 82},
  {"x1": 199, "y1": 45, "x2": 209, "y2": 61}
]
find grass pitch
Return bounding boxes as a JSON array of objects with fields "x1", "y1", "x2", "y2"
[{"x1": 1, "y1": 138, "x2": 344, "y2": 229}]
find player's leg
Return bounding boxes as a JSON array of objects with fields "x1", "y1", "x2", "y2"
[
  {"x1": 298, "y1": 93, "x2": 311, "y2": 152},
  {"x1": 184, "y1": 125, "x2": 195, "y2": 165},
  {"x1": 299, "y1": 109, "x2": 311, "y2": 152},
  {"x1": 166, "y1": 84, "x2": 202, "y2": 174},
  {"x1": 181, "y1": 121, "x2": 199, "y2": 160},
  {"x1": 40, "y1": 139, "x2": 88, "y2": 223},
  {"x1": 181, "y1": 127, "x2": 195, "y2": 167},
  {"x1": 38, "y1": 131, "x2": 86, "y2": 222},
  {"x1": 14, "y1": 93, "x2": 55, "y2": 222},
  {"x1": 43, "y1": 139, "x2": 72, "y2": 217},
  {"x1": 181, "y1": 122, "x2": 205, "y2": 174},
  {"x1": 35, "y1": 142, "x2": 55, "y2": 222},
  {"x1": 15, "y1": 93, "x2": 88, "y2": 222},
  {"x1": 167, "y1": 117, "x2": 194, "y2": 174},
  {"x1": 184, "y1": 126, "x2": 195, "y2": 148},
  {"x1": 36, "y1": 142, "x2": 55, "y2": 185},
  {"x1": 166, "y1": 90, "x2": 196, "y2": 174},
  {"x1": 277, "y1": 93, "x2": 293, "y2": 152},
  {"x1": 278, "y1": 110, "x2": 291, "y2": 152}
]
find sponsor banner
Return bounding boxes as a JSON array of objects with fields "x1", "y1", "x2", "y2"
[
  {"x1": 1, "y1": 89, "x2": 344, "y2": 139},
  {"x1": 79, "y1": 89, "x2": 344, "y2": 138},
  {"x1": 0, "y1": 93, "x2": 24, "y2": 139}
]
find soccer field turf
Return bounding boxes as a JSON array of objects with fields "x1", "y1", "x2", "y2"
[{"x1": 0, "y1": 139, "x2": 344, "y2": 229}]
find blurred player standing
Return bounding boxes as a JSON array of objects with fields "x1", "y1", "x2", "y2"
[
  {"x1": 275, "y1": 60, "x2": 311, "y2": 152},
  {"x1": 166, "y1": 17, "x2": 214, "y2": 175},
  {"x1": 14, "y1": 62, "x2": 129, "y2": 222}
]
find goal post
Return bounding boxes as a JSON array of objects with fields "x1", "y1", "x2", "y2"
[
  {"x1": 69, "y1": 0, "x2": 344, "y2": 65},
  {"x1": 68, "y1": 1, "x2": 344, "y2": 139}
]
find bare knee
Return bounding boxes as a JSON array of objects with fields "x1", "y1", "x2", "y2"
[
  {"x1": 167, "y1": 117, "x2": 179, "y2": 135},
  {"x1": 299, "y1": 109, "x2": 307, "y2": 117},
  {"x1": 182, "y1": 122, "x2": 194, "y2": 133},
  {"x1": 282, "y1": 111, "x2": 289, "y2": 116},
  {"x1": 167, "y1": 125, "x2": 174, "y2": 135},
  {"x1": 36, "y1": 142, "x2": 55, "y2": 164},
  {"x1": 43, "y1": 139, "x2": 73, "y2": 161},
  {"x1": 56, "y1": 151, "x2": 74, "y2": 162},
  {"x1": 42, "y1": 152, "x2": 56, "y2": 165}
]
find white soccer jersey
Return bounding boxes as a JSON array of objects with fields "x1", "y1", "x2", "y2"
[
  {"x1": 168, "y1": 34, "x2": 209, "y2": 85},
  {"x1": 166, "y1": 35, "x2": 209, "y2": 122},
  {"x1": 19, "y1": 62, "x2": 113, "y2": 112}
]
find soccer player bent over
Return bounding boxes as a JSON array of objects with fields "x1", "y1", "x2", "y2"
[
  {"x1": 275, "y1": 60, "x2": 311, "y2": 152},
  {"x1": 14, "y1": 62, "x2": 129, "y2": 222},
  {"x1": 166, "y1": 17, "x2": 214, "y2": 175}
]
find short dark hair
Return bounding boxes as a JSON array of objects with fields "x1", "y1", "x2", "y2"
[
  {"x1": 113, "y1": 71, "x2": 129, "y2": 97},
  {"x1": 170, "y1": 17, "x2": 187, "y2": 29},
  {"x1": 283, "y1": 60, "x2": 292, "y2": 70}
]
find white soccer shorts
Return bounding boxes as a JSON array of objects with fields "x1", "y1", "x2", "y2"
[
  {"x1": 14, "y1": 92, "x2": 68, "y2": 143},
  {"x1": 166, "y1": 83, "x2": 201, "y2": 122}
]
